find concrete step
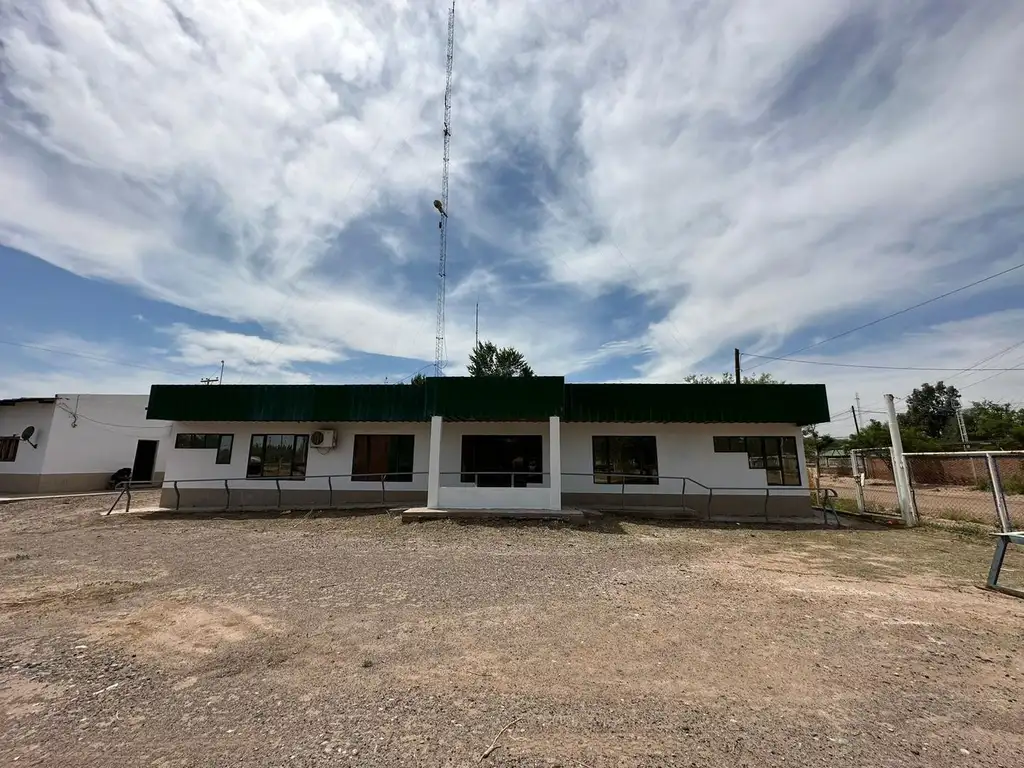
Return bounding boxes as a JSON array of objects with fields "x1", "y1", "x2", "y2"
[{"x1": 401, "y1": 507, "x2": 586, "y2": 523}]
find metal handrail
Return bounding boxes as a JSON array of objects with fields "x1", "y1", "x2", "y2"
[{"x1": 164, "y1": 469, "x2": 811, "y2": 513}]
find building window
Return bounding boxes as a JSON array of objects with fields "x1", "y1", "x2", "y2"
[
  {"x1": 0, "y1": 436, "x2": 18, "y2": 463},
  {"x1": 713, "y1": 436, "x2": 747, "y2": 453},
  {"x1": 592, "y1": 436, "x2": 659, "y2": 484},
  {"x1": 714, "y1": 435, "x2": 801, "y2": 486},
  {"x1": 351, "y1": 435, "x2": 415, "y2": 482},
  {"x1": 461, "y1": 435, "x2": 543, "y2": 487},
  {"x1": 247, "y1": 435, "x2": 308, "y2": 478},
  {"x1": 174, "y1": 433, "x2": 233, "y2": 465}
]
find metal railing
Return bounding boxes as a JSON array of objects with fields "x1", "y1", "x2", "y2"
[
  {"x1": 156, "y1": 468, "x2": 825, "y2": 523},
  {"x1": 166, "y1": 470, "x2": 432, "y2": 511}
]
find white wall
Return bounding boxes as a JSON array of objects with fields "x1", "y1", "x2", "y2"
[
  {"x1": 561, "y1": 422, "x2": 808, "y2": 496},
  {"x1": 0, "y1": 401, "x2": 57, "y2": 476},
  {"x1": 41, "y1": 395, "x2": 173, "y2": 476},
  {"x1": 161, "y1": 418, "x2": 808, "y2": 499},
  {"x1": 163, "y1": 421, "x2": 431, "y2": 491}
]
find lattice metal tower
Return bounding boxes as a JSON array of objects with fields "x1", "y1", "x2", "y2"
[{"x1": 434, "y1": 1, "x2": 456, "y2": 377}]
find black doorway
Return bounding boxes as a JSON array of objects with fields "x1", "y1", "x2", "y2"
[{"x1": 131, "y1": 439, "x2": 159, "y2": 483}]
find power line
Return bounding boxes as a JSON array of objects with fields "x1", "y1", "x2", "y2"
[
  {"x1": 741, "y1": 352, "x2": 1024, "y2": 372},
  {"x1": 745, "y1": 260, "x2": 1024, "y2": 372},
  {"x1": 946, "y1": 338, "x2": 1024, "y2": 382},
  {"x1": 959, "y1": 359, "x2": 1024, "y2": 390},
  {"x1": 0, "y1": 338, "x2": 192, "y2": 378}
]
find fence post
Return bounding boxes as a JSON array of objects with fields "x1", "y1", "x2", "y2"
[
  {"x1": 885, "y1": 394, "x2": 917, "y2": 526},
  {"x1": 986, "y1": 453, "x2": 1012, "y2": 533}
]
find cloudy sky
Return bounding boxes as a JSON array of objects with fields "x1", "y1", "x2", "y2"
[{"x1": 1, "y1": 0, "x2": 1023, "y2": 435}]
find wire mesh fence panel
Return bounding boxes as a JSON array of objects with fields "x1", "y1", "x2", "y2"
[
  {"x1": 816, "y1": 449, "x2": 901, "y2": 515},
  {"x1": 905, "y1": 452, "x2": 1024, "y2": 529}
]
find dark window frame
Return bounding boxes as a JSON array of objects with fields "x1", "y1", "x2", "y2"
[
  {"x1": 351, "y1": 434, "x2": 415, "y2": 482},
  {"x1": 592, "y1": 435, "x2": 660, "y2": 485},
  {"x1": 0, "y1": 436, "x2": 18, "y2": 463},
  {"x1": 246, "y1": 434, "x2": 309, "y2": 479},
  {"x1": 461, "y1": 435, "x2": 544, "y2": 487},
  {"x1": 713, "y1": 435, "x2": 801, "y2": 486},
  {"x1": 174, "y1": 433, "x2": 233, "y2": 465}
]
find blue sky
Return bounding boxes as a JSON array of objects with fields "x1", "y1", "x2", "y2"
[{"x1": 1, "y1": 0, "x2": 1023, "y2": 436}]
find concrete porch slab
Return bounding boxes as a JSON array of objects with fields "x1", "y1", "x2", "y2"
[{"x1": 401, "y1": 507, "x2": 586, "y2": 523}]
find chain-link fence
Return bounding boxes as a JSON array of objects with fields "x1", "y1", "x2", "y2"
[
  {"x1": 815, "y1": 448, "x2": 901, "y2": 516},
  {"x1": 905, "y1": 452, "x2": 1024, "y2": 530},
  {"x1": 817, "y1": 448, "x2": 1024, "y2": 529}
]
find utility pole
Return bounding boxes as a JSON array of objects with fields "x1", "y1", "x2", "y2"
[
  {"x1": 855, "y1": 392, "x2": 863, "y2": 425},
  {"x1": 885, "y1": 393, "x2": 917, "y2": 527},
  {"x1": 474, "y1": 301, "x2": 479, "y2": 348},
  {"x1": 219, "y1": 360, "x2": 224, "y2": 385},
  {"x1": 851, "y1": 406, "x2": 861, "y2": 435},
  {"x1": 734, "y1": 348, "x2": 741, "y2": 384}
]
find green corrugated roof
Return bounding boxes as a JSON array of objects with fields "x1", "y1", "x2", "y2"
[
  {"x1": 147, "y1": 384, "x2": 426, "y2": 422},
  {"x1": 563, "y1": 383, "x2": 829, "y2": 425},
  {"x1": 424, "y1": 376, "x2": 564, "y2": 420},
  {"x1": 148, "y1": 380, "x2": 829, "y2": 425}
]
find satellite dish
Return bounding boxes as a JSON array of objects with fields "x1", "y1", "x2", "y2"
[{"x1": 20, "y1": 425, "x2": 38, "y2": 449}]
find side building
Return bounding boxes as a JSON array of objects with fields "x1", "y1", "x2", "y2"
[
  {"x1": 0, "y1": 395, "x2": 172, "y2": 494},
  {"x1": 148, "y1": 378, "x2": 829, "y2": 518}
]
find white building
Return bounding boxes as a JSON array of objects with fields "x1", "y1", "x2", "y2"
[
  {"x1": 0, "y1": 395, "x2": 172, "y2": 494},
  {"x1": 148, "y1": 378, "x2": 830, "y2": 520}
]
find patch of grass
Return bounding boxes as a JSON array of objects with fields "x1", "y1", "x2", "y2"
[{"x1": 973, "y1": 474, "x2": 1024, "y2": 495}]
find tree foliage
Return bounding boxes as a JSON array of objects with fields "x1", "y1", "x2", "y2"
[
  {"x1": 682, "y1": 372, "x2": 784, "y2": 384},
  {"x1": 407, "y1": 373, "x2": 427, "y2": 386},
  {"x1": 899, "y1": 381, "x2": 961, "y2": 440},
  {"x1": 468, "y1": 341, "x2": 535, "y2": 378},
  {"x1": 961, "y1": 400, "x2": 1024, "y2": 448},
  {"x1": 842, "y1": 381, "x2": 1024, "y2": 451}
]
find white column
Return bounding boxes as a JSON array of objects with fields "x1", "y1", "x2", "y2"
[
  {"x1": 548, "y1": 415, "x2": 562, "y2": 511},
  {"x1": 427, "y1": 415, "x2": 443, "y2": 509}
]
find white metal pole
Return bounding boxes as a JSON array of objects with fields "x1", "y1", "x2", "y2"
[
  {"x1": 885, "y1": 394, "x2": 917, "y2": 526},
  {"x1": 986, "y1": 453, "x2": 1012, "y2": 533},
  {"x1": 850, "y1": 450, "x2": 866, "y2": 514}
]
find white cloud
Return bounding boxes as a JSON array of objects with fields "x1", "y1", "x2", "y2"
[{"x1": 1, "y1": 0, "x2": 1022, "y2": 392}]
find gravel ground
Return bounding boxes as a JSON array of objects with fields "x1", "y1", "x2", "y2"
[{"x1": 1, "y1": 492, "x2": 1023, "y2": 767}]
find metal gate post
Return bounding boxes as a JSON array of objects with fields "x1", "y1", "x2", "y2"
[
  {"x1": 851, "y1": 450, "x2": 866, "y2": 514},
  {"x1": 986, "y1": 453, "x2": 1012, "y2": 533}
]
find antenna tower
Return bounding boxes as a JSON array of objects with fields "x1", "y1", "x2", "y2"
[{"x1": 434, "y1": 2, "x2": 456, "y2": 377}]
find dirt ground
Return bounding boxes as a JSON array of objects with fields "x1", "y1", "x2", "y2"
[
  {"x1": 823, "y1": 475, "x2": 1024, "y2": 528},
  {"x1": 2, "y1": 493, "x2": 1023, "y2": 767}
]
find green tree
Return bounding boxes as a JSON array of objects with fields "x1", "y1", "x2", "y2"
[
  {"x1": 683, "y1": 372, "x2": 784, "y2": 384},
  {"x1": 468, "y1": 341, "x2": 535, "y2": 377},
  {"x1": 900, "y1": 381, "x2": 961, "y2": 440},
  {"x1": 847, "y1": 419, "x2": 941, "y2": 452},
  {"x1": 407, "y1": 373, "x2": 427, "y2": 386},
  {"x1": 962, "y1": 400, "x2": 1024, "y2": 448}
]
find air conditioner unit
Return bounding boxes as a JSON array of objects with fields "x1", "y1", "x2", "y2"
[{"x1": 310, "y1": 429, "x2": 336, "y2": 449}]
